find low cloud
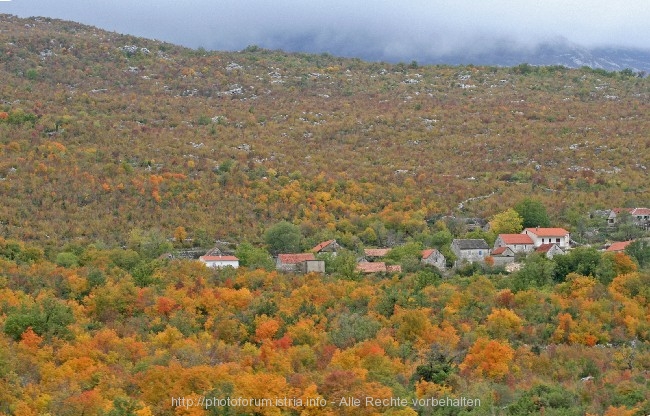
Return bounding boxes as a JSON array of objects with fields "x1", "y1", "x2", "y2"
[{"x1": 4, "y1": 0, "x2": 650, "y2": 62}]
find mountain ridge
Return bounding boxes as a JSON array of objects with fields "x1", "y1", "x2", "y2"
[{"x1": 427, "y1": 38, "x2": 650, "y2": 74}]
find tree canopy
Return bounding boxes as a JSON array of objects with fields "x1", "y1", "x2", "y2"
[{"x1": 514, "y1": 199, "x2": 551, "y2": 229}]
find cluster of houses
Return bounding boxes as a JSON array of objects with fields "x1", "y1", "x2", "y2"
[
  {"x1": 197, "y1": 238, "x2": 447, "y2": 274},
  {"x1": 198, "y1": 208, "x2": 649, "y2": 273},
  {"x1": 604, "y1": 207, "x2": 650, "y2": 230},
  {"x1": 451, "y1": 227, "x2": 570, "y2": 268}
]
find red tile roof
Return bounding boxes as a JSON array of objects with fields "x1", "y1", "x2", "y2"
[
  {"x1": 357, "y1": 262, "x2": 387, "y2": 273},
  {"x1": 491, "y1": 247, "x2": 508, "y2": 255},
  {"x1": 364, "y1": 248, "x2": 391, "y2": 257},
  {"x1": 630, "y1": 208, "x2": 650, "y2": 216},
  {"x1": 613, "y1": 208, "x2": 650, "y2": 216},
  {"x1": 311, "y1": 239, "x2": 336, "y2": 253},
  {"x1": 200, "y1": 255, "x2": 239, "y2": 262},
  {"x1": 606, "y1": 241, "x2": 634, "y2": 252},
  {"x1": 387, "y1": 265, "x2": 402, "y2": 273},
  {"x1": 421, "y1": 249, "x2": 437, "y2": 259},
  {"x1": 535, "y1": 244, "x2": 556, "y2": 253},
  {"x1": 498, "y1": 234, "x2": 534, "y2": 245},
  {"x1": 524, "y1": 227, "x2": 569, "y2": 237},
  {"x1": 277, "y1": 253, "x2": 316, "y2": 264}
]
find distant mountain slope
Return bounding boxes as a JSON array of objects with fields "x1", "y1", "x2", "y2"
[{"x1": 430, "y1": 38, "x2": 650, "y2": 74}]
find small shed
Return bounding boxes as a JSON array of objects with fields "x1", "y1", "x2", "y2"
[
  {"x1": 298, "y1": 259, "x2": 326, "y2": 274},
  {"x1": 490, "y1": 246, "x2": 515, "y2": 266},
  {"x1": 276, "y1": 253, "x2": 316, "y2": 272}
]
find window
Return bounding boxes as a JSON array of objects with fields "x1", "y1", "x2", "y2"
[{"x1": 556, "y1": 238, "x2": 560, "y2": 243}]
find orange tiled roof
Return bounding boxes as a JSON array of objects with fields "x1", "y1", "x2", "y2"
[
  {"x1": 364, "y1": 248, "x2": 391, "y2": 257},
  {"x1": 277, "y1": 253, "x2": 316, "y2": 264},
  {"x1": 499, "y1": 234, "x2": 534, "y2": 245},
  {"x1": 491, "y1": 247, "x2": 508, "y2": 255},
  {"x1": 357, "y1": 262, "x2": 387, "y2": 273},
  {"x1": 311, "y1": 239, "x2": 335, "y2": 252},
  {"x1": 606, "y1": 241, "x2": 634, "y2": 252},
  {"x1": 535, "y1": 243, "x2": 556, "y2": 253},
  {"x1": 421, "y1": 248, "x2": 438, "y2": 259},
  {"x1": 524, "y1": 227, "x2": 569, "y2": 237},
  {"x1": 613, "y1": 208, "x2": 650, "y2": 216},
  {"x1": 386, "y1": 265, "x2": 402, "y2": 273}
]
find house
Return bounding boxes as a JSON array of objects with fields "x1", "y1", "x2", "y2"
[
  {"x1": 311, "y1": 239, "x2": 340, "y2": 255},
  {"x1": 606, "y1": 240, "x2": 634, "y2": 252},
  {"x1": 494, "y1": 234, "x2": 534, "y2": 253},
  {"x1": 451, "y1": 239, "x2": 489, "y2": 264},
  {"x1": 607, "y1": 208, "x2": 650, "y2": 230},
  {"x1": 363, "y1": 248, "x2": 391, "y2": 260},
  {"x1": 490, "y1": 246, "x2": 516, "y2": 266},
  {"x1": 522, "y1": 227, "x2": 570, "y2": 249},
  {"x1": 421, "y1": 248, "x2": 446, "y2": 269},
  {"x1": 535, "y1": 243, "x2": 565, "y2": 259},
  {"x1": 199, "y1": 255, "x2": 239, "y2": 268},
  {"x1": 276, "y1": 253, "x2": 316, "y2": 272}
]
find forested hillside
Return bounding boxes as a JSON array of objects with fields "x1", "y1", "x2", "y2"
[
  {"x1": 1, "y1": 14, "x2": 648, "y2": 248},
  {"x1": 1, "y1": 14, "x2": 649, "y2": 416},
  {"x1": 1, "y1": 239, "x2": 649, "y2": 415}
]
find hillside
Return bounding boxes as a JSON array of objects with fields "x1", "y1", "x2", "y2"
[
  {"x1": 1, "y1": 14, "x2": 649, "y2": 249},
  {"x1": 1, "y1": 15, "x2": 650, "y2": 416}
]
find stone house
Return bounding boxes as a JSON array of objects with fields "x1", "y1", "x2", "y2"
[
  {"x1": 607, "y1": 208, "x2": 650, "y2": 230},
  {"x1": 421, "y1": 248, "x2": 446, "y2": 269},
  {"x1": 494, "y1": 234, "x2": 534, "y2": 253},
  {"x1": 311, "y1": 239, "x2": 340, "y2": 255},
  {"x1": 535, "y1": 243, "x2": 565, "y2": 259},
  {"x1": 276, "y1": 253, "x2": 317, "y2": 272},
  {"x1": 451, "y1": 239, "x2": 489, "y2": 264}
]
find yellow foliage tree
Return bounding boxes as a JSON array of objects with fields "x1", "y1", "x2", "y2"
[{"x1": 459, "y1": 337, "x2": 515, "y2": 380}]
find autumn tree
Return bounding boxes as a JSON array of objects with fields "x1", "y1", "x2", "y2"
[
  {"x1": 459, "y1": 337, "x2": 515, "y2": 380},
  {"x1": 489, "y1": 208, "x2": 524, "y2": 234},
  {"x1": 173, "y1": 226, "x2": 187, "y2": 245}
]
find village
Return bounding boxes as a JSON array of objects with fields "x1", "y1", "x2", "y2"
[{"x1": 195, "y1": 206, "x2": 650, "y2": 275}]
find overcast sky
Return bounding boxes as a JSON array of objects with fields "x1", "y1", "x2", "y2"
[{"x1": 2, "y1": 1, "x2": 650, "y2": 62}]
